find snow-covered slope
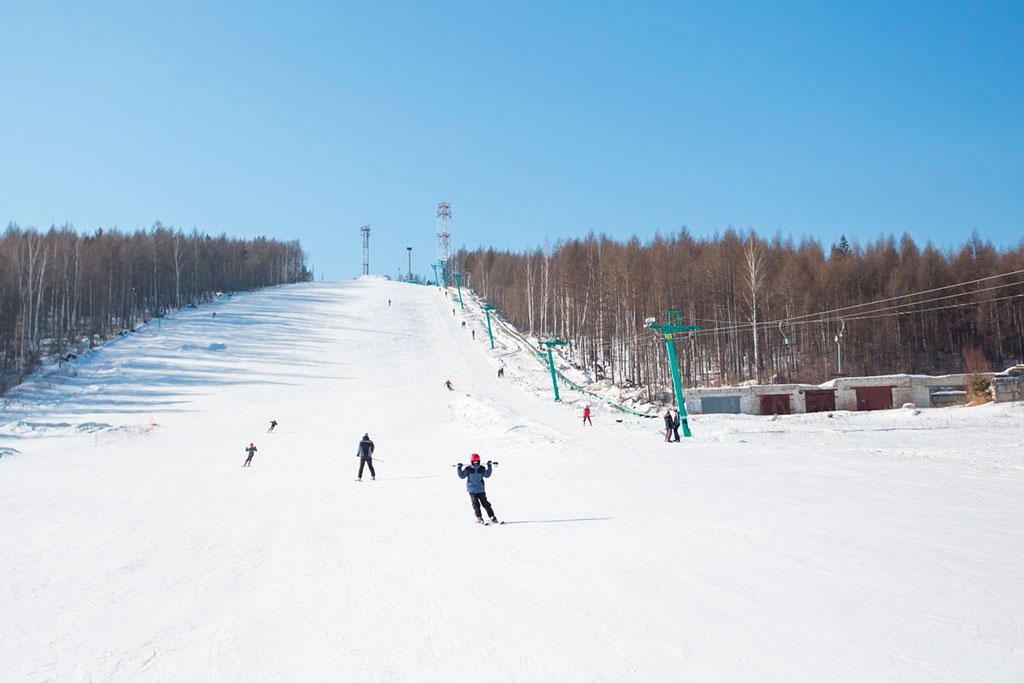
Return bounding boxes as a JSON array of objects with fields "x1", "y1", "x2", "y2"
[{"x1": 1, "y1": 280, "x2": 1022, "y2": 682}]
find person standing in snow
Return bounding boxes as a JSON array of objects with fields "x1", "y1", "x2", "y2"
[
  {"x1": 445, "y1": 380, "x2": 454, "y2": 391},
  {"x1": 356, "y1": 433, "x2": 375, "y2": 481},
  {"x1": 457, "y1": 454, "x2": 498, "y2": 524},
  {"x1": 582, "y1": 405, "x2": 592, "y2": 426},
  {"x1": 663, "y1": 410, "x2": 674, "y2": 442},
  {"x1": 267, "y1": 420, "x2": 278, "y2": 433},
  {"x1": 672, "y1": 410, "x2": 681, "y2": 442},
  {"x1": 472, "y1": 330, "x2": 475, "y2": 340},
  {"x1": 243, "y1": 442, "x2": 257, "y2": 467},
  {"x1": 497, "y1": 367, "x2": 504, "y2": 378}
]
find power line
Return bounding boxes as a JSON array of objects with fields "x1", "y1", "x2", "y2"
[{"x1": 692, "y1": 276, "x2": 1024, "y2": 338}]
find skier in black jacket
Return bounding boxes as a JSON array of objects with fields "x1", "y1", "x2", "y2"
[{"x1": 356, "y1": 433, "x2": 375, "y2": 481}]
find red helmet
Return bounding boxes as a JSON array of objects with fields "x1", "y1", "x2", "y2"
[{"x1": 470, "y1": 453, "x2": 481, "y2": 463}]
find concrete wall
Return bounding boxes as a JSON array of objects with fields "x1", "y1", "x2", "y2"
[
  {"x1": 683, "y1": 373, "x2": 989, "y2": 415},
  {"x1": 993, "y1": 376, "x2": 1024, "y2": 403}
]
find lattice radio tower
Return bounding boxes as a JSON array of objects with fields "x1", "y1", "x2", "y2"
[
  {"x1": 436, "y1": 202, "x2": 451, "y2": 286},
  {"x1": 360, "y1": 225, "x2": 371, "y2": 275}
]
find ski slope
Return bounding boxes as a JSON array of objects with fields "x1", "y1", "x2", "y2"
[{"x1": 2, "y1": 279, "x2": 1023, "y2": 682}]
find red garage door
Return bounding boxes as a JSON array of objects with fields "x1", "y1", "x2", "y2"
[
  {"x1": 759, "y1": 394, "x2": 792, "y2": 415},
  {"x1": 804, "y1": 389, "x2": 836, "y2": 413},
  {"x1": 855, "y1": 386, "x2": 893, "y2": 411}
]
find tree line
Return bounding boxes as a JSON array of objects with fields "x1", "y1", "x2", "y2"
[
  {"x1": 0, "y1": 222, "x2": 311, "y2": 391},
  {"x1": 454, "y1": 230, "x2": 1024, "y2": 401}
]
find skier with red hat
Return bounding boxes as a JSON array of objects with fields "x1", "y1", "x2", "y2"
[
  {"x1": 457, "y1": 454, "x2": 499, "y2": 524},
  {"x1": 242, "y1": 442, "x2": 257, "y2": 467}
]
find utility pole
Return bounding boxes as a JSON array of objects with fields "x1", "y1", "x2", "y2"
[
  {"x1": 482, "y1": 304, "x2": 498, "y2": 349},
  {"x1": 645, "y1": 312, "x2": 702, "y2": 437},
  {"x1": 406, "y1": 247, "x2": 412, "y2": 281},
  {"x1": 453, "y1": 272, "x2": 464, "y2": 309},
  {"x1": 360, "y1": 225, "x2": 371, "y2": 275},
  {"x1": 540, "y1": 339, "x2": 567, "y2": 401}
]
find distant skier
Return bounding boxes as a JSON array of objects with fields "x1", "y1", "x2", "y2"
[
  {"x1": 672, "y1": 410, "x2": 681, "y2": 442},
  {"x1": 461, "y1": 321, "x2": 466, "y2": 328},
  {"x1": 453, "y1": 308, "x2": 456, "y2": 316},
  {"x1": 497, "y1": 367, "x2": 504, "y2": 378},
  {"x1": 472, "y1": 330, "x2": 476, "y2": 340},
  {"x1": 267, "y1": 420, "x2": 278, "y2": 433},
  {"x1": 388, "y1": 299, "x2": 391, "y2": 307},
  {"x1": 663, "y1": 410, "x2": 674, "y2": 442},
  {"x1": 445, "y1": 380, "x2": 454, "y2": 391},
  {"x1": 356, "y1": 433, "x2": 375, "y2": 481},
  {"x1": 457, "y1": 454, "x2": 498, "y2": 524},
  {"x1": 583, "y1": 405, "x2": 592, "y2": 426},
  {"x1": 243, "y1": 442, "x2": 257, "y2": 467}
]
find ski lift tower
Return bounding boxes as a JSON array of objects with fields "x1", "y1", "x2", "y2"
[
  {"x1": 645, "y1": 311, "x2": 701, "y2": 437},
  {"x1": 436, "y1": 202, "x2": 451, "y2": 287},
  {"x1": 360, "y1": 225, "x2": 371, "y2": 275}
]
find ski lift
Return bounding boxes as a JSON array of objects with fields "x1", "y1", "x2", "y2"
[{"x1": 779, "y1": 320, "x2": 791, "y2": 346}]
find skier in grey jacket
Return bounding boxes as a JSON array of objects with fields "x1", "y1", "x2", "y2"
[{"x1": 457, "y1": 453, "x2": 497, "y2": 523}]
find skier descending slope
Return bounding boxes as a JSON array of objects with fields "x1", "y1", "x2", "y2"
[
  {"x1": 356, "y1": 433, "x2": 375, "y2": 481},
  {"x1": 242, "y1": 443, "x2": 257, "y2": 467},
  {"x1": 457, "y1": 454, "x2": 500, "y2": 524}
]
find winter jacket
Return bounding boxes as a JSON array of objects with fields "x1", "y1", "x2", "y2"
[
  {"x1": 357, "y1": 437, "x2": 375, "y2": 459},
  {"x1": 458, "y1": 463, "x2": 492, "y2": 493},
  {"x1": 673, "y1": 414, "x2": 681, "y2": 428},
  {"x1": 663, "y1": 414, "x2": 674, "y2": 430}
]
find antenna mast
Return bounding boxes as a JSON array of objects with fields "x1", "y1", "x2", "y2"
[
  {"x1": 436, "y1": 202, "x2": 450, "y2": 286},
  {"x1": 360, "y1": 225, "x2": 371, "y2": 275}
]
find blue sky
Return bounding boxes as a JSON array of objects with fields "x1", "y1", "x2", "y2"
[{"x1": 2, "y1": 1, "x2": 1021, "y2": 279}]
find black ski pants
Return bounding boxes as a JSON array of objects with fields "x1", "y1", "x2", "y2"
[
  {"x1": 358, "y1": 456, "x2": 375, "y2": 478},
  {"x1": 672, "y1": 426, "x2": 680, "y2": 441},
  {"x1": 469, "y1": 492, "x2": 495, "y2": 519}
]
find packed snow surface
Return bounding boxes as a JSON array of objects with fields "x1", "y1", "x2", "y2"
[{"x1": 2, "y1": 280, "x2": 1023, "y2": 682}]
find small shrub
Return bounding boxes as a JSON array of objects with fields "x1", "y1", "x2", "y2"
[{"x1": 968, "y1": 374, "x2": 992, "y2": 404}]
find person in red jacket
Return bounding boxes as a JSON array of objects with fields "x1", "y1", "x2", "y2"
[
  {"x1": 445, "y1": 380, "x2": 454, "y2": 391},
  {"x1": 582, "y1": 405, "x2": 592, "y2": 426}
]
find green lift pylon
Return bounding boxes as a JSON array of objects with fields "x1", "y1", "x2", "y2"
[
  {"x1": 645, "y1": 312, "x2": 701, "y2": 437},
  {"x1": 482, "y1": 304, "x2": 498, "y2": 349},
  {"x1": 431, "y1": 264, "x2": 439, "y2": 287},
  {"x1": 453, "y1": 272, "x2": 464, "y2": 309},
  {"x1": 440, "y1": 259, "x2": 448, "y2": 288},
  {"x1": 540, "y1": 339, "x2": 567, "y2": 401}
]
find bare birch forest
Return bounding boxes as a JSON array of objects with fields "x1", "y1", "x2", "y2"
[
  {"x1": 0, "y1": 223, "x2": 310, "y2": 391},
  {"x1": 455, "y1": 230, "x2": 1024, "y2": 398}
]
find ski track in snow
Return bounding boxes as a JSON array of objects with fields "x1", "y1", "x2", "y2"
[{"x1": 1, "y1": 279, "x2": 1023, "y2": 682}]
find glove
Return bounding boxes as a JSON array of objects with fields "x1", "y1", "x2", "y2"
[
  {"x1": 487, "y1": 460, "x2": 492, "y2": 466},
  {"x1": 457, "y1": 463, "x2": 463, "y2": 468}
]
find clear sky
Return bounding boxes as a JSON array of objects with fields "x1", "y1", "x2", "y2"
[{"x1": 2, "y1": 1, "x2": 1021, "y2": 279}]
